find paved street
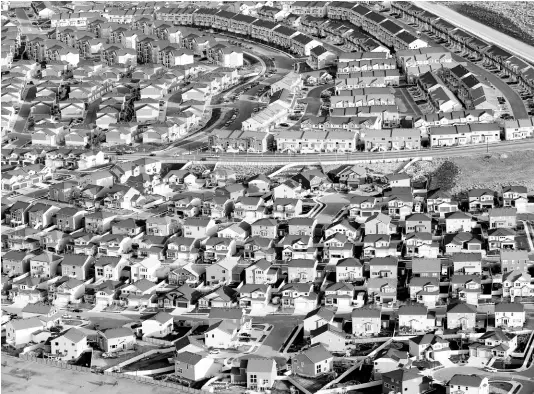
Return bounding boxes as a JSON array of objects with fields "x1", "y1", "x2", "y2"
[
  {"x1": 118, "y1": 139, "x2": 534, "y2": 164},
  {"x1": 15, "y1": 8, "x2": 40, "y2": 35},
  {"x1": 390, "y1": 11, "x2": 529, "y2": 119},
  {"x1": 433, "y1": 366, "x2": 534, "y2": 394},
  {"x1": 417, "y1": 1, "x2": 534, "y2": 64}
]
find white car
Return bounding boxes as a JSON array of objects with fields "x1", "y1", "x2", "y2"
[{"x1": 209, "y1": 349, "x2": 220, "y2": 355}]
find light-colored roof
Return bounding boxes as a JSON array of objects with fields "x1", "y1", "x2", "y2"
[
  {"x1": 100, "y1": 327, "x2": 134, "y2": 339},
  {"x1": 63, "y1": 327, "x2": 88, "y2": 343}
]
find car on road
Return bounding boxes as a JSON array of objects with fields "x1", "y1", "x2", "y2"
[
  {"x1": 209, "y1": 349, "x2": 220, "y2": 355},
  {"x1": 71, "y1": 308, "x2": 82, "y2": 313}
]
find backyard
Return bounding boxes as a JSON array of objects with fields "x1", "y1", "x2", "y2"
[
  {"x1": 490, "y1": 382, "x2": 513, "y2": 393},
  {"x1": 120, "y1": 352, "x2": 173, "y2": 373}
]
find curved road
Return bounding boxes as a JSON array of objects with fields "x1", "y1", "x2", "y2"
[
  {"x1": 433, "y1": 366, "x2": 534, "y2": 394},
  {"x1": 418, "y1": 2, "x2": 534, "y2": 64},
  {"x1": 389, "y1": 9, "x2": 529, "y2": 119}
]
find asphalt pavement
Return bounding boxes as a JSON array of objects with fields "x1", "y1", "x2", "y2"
[
  {"x1": 390, "y1": 11, "x2": 529, "y2": 118},
  {"x1": 417, "y1": 1, "x2": 534, "y2": 64},
  {"x1": 117, "y1": 139, "x2": 534, "y2": 164}
]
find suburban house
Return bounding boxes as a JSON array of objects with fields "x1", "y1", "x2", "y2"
[
  {"x1": 246, "y1": 358, "x2": 278, "y2": 391},
  {"x1": 303, "y1": 307, "x2": 335, "y2": 336},
  {"x1": 98, "y1": 327, "x2": 136, "y2": 353},
  {"x1": 352, "y1": 308, "x2": 381, "y2": 336},
  {"x1": 398, "y1": 304, "x2": 435, "y2": 333},
  {"x1": 446, "y1": 303, "x2": 477, "y2": 330},
  {"x1": 382, "y1": 368, "x2": 429, "y2": 394},
  {"x1": 141, "y1": 311, "x2": 174, "y2": 338},
  {"x1": 292, "y1": 343, "x2": 333, "y2": 377},
  {"x1": 494, "y1": 303, "x2": 525, "y2": 328},
  {"x1": 174, "y1": 352, "x2": 222, "y2": 382},
  {"x1": 447, "y1": 375, "x2": 489, "y2": 394},
  {"x1": 50, "y1": 328, "x2": 89, "y2": 361}
]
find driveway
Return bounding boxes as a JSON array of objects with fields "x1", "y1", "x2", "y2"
[
  {"x1": 433, "y1": 365, "x2": 534, "y2": 393},
  {"x1": 253, "y1": 316, "x2": 300, "y2": 358},
  {"x1": 416, "y1": 1, "x2": 534, "y2": 64},
  {"x1": 389, "y1": 11, "x2": 528, "y2": 118}
]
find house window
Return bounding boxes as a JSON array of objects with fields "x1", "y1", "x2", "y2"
[
  {"x1": 250, "y1": 375, "x2": 257, "y2": 384},
  {"x1": 177, "y1": 368, "x2": 183, "y2": 373},
  {"x1": 316, "y1": 364, "x2": 321, "y2": 374}
]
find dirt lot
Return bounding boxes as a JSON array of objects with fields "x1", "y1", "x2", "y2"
[
  {"x1": 1, "y1": 356, "x2": 178, "y2": 394},
  {"x1": 407, "y1": 151, "x2": 534, "y2": 194}
]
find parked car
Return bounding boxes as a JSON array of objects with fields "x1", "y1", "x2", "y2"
[{"x1": 209, "y1": 349, "x2": 220, "y2": 355}]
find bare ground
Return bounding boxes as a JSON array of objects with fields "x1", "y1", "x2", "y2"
[{"x1": 1, "y1": 356, "x2": 178, "y2": 394}]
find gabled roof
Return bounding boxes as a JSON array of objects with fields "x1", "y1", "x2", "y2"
[
  {"x1": 310, "y1": 323, "x2": 345, "y2": 339},
  {"x1": 336, "y1": 257, "x2": 362, "y2": 268},
  {"x1": 495, "y1": 302, "x2": 524, "y2": 313},
  {"x1": 148, "y1": 311, "x2": 173, "y2": 324},
  {"x1": 447, "y1": 303, "x2": 477, "y2": 314},
  {"x1": 100, "y1": 327, "x2": 134, "y2": 339},
  {"x1": 412, "y1": 258, "x2": 440, "y2": 273},
  {"x1": 246, "y1": 358, "x2": 276, "y2": 373},
  {"x1": 398, "y1": 303, "x2": 428, "y2": 316},
  {"x1": 351, "y1": 308, "x2": 381, "y2": 318},
  {"x1": 305, "y1": 307, "x2": 335, "y2": 322},
  {"x1": 299, "y1": 343, "x2": 332, "y2": 364},
  {"x1": 174, "y1": 351, "x2": 203, "y2": 365},
  {"x1": 63, "y1": 327, "x2": 88, "y2": 343},
  {"x1": 383, "y1": 367, "x2": 422, "y2": 382}
]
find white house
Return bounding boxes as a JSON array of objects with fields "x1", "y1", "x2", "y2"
[
  {"x1": 50, "y1": 328, "x2": 89, "y2": 361},
  {"x1": 5, "y1": 317, "x2": 44, "y2": 346},
  {"x1": 130, "y1": 257, "x2": 161, "y2": 282},
  {"x1": 141, "y1": 312, "x2": 174, "y2": 338}
]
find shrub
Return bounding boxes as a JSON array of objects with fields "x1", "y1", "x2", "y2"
[{"x1": 430, "y1": 161, "x2": 460, "y2": 191}]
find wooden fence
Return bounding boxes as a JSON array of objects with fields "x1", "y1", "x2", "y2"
[{"x1": 16, "y1": 353, "x2": 210, "y2": 394}]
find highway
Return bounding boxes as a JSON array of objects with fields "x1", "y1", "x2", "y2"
[
  {"x1": 117, "y1": 139, "x2": 534, "y2": 164},
  {"x1": 418, "y1": 1, "x2": 534, "y2": 64}
]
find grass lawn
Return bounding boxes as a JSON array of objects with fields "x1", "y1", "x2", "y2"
[{"x1": 490, "y1": 382, "x2": 513, "y2": 392}]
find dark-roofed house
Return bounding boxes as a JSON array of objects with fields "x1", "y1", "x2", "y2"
[
  {"x1": 408, "y1": 333, "x2": 450, "y2": 359},
  {"x1": 308, "y1": 44, "x2": 337, "y2": 70},
  {"x1": 175, "y1": 351, "x2": 222, "y2": 382},
  {"x1": 292, "y1": 343, "x2": 333, "y2": 377},
  {"x1": 303, "y1": 307, "x2": 335, "y2": 336},
  {"x1": 382, "y1": 368, "x2": 429, "y2": 394},
  {"x1": 60, "y1": 254, "x2": 94, "y2": 281}
]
